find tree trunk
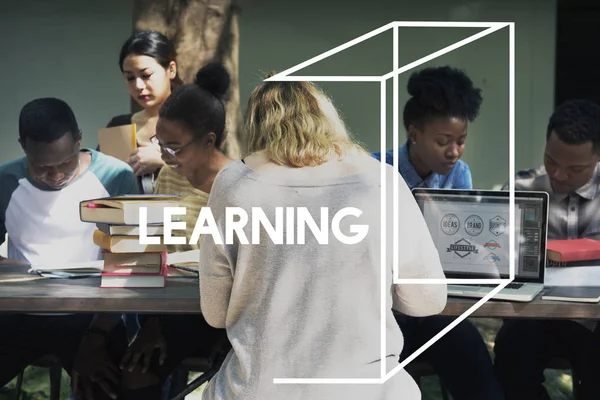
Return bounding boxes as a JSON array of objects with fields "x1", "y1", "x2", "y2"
[{"x1": 132, "y1": 0, "x2": 243, "y2": 159}]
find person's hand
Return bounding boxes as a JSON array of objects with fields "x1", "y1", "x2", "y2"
[
  {"x1": 128, "y1": 144, "x2": 165, "y2": 177},
  {"x1": 120, "y1": 317, "x2": 167, "y2": 373},
  {"x1": 72, "y1": 332, "x2": 119, "y2": 400}
]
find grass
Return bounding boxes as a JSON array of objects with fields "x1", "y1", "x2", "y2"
[
  {"x1": 0, "y1": 366, "x2": 72, "y2": 400},
  {"x1": 0, "y1": 370, "x2": 208, "y2": 400},
  {"x1": 0, "y1": 319, "x2": 574, "y2": 399}
]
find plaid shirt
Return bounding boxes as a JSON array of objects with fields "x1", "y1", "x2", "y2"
[{"x1": 504, "y1": 164, "x2": 600, "y2": 240}]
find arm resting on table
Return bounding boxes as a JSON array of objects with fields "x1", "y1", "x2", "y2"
[
  {"x1": 388, "y1": 166, "x2": 448, "y2": 316},
  {"x1": 199, "y1": 274, "x2": 232, "y2": 329}
]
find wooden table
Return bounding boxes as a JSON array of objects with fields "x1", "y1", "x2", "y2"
[
  {"x1": 1, "y1": 266, "x2": 598, "y2": 319},
  {"x1": 441, "y1": 292, "x2": 600, "y2": 320},
  {"x1": 0, "y1": 274, "x2": 201, "y2": 314}
]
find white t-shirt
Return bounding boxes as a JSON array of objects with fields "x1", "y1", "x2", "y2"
[{"x1": 0, "y1": 149, "x2": 139, "y2": 265}]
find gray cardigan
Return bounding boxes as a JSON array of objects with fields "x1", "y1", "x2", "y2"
[{"x1": 198, "y1": 159, "x2": 447, "y2": 400}]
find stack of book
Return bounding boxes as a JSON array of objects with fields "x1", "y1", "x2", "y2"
[{"x1": 79, "y1": 195, "x2": 181, "y2": 288}]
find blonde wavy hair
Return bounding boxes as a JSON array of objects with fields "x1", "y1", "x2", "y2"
[{"x1": 243, "y1": 72, "x2": 365, "y2": 167}]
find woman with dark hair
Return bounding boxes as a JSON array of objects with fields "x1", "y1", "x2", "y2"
[
  {"x1": 373, "y1": 65, "x2": 481, "y2": 189},
  {"x1": 152, "y1": 63, "x2": 233, "y2": 191},
  {"x1": 115, "y1": 63, "x2": 232, "y2": 400},
  {"x1": 104, "y1": 30, "x2": 183, "y2": 193},
  {"x1": 105, "y1": 30, "x2": 208, "y2": 252},
  {"x1": 373, "y1": 66, "x2": 505, "y2": 400}
]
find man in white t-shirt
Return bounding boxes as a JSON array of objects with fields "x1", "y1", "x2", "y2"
[{"x1": 0, "y1": 98, "x2": 138, "y2": 399}]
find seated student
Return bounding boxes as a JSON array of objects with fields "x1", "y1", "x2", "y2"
[
  {"x1": 373, "y1": 66, "x2": 504, "y2": 400},
  {"x1": 197, "y1": 72, "x2": 447, "y2": 400},
  {"x1": 372, "y1": 66, "x2": 475, "y2": 189},
  {"x1": 115, "y1": 63, "x2": 232, "y2": 400},
  {"x1": 0, "y1": 98, "x2": 138, "y2": 398},
  {"x1": 153, "y1": 164, "x2": 208, "y2": 252},
  {"x1": 494, "y1": 99, "x2": 600, "y2": 400}
]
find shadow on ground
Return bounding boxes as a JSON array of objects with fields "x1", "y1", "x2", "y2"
[{"x1": 0, "y1": 319, "x2": 574, "y2": 400}]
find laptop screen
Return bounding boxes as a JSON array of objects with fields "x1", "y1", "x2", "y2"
[{"x1": 412, "y1": 189, "x2": 548, "y2": 282}]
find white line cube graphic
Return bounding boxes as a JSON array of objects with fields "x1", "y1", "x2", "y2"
[{"x1": 266, "y1": 21, "x2": 515, "y2": 384}]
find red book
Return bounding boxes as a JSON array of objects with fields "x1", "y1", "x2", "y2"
[
  {"x1": 546, "y1": 238, "x2": 600, "y2": 262},
  {"x1": 100, "y1": 256, "x2": 169, "y2": 288}
]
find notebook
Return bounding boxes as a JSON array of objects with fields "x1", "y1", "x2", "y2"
[
  {"x1": 542, "y1": 286, "x2": 600, "y2": 303},
  {"x1": 97, "y1": 124, "x2": 137, "y2": 163}
]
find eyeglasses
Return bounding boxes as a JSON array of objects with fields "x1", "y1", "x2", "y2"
[{"x1": 150, "y1": 135, "x2": 196, "y2": 158}]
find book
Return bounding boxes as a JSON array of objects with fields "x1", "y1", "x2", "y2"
[
  {"x1": 166, "y1": 250, "x2": 200, "y2": 276},
  {"x1": 100, "y1": 254, "x2": 169, "y2": 288},
  {"x1": 547, "y1": 259, "x2": 600, "y2": 268},
  {"x1": 546, "y1": 238, "x2": 600, "y2": 263},
  {"x1": 93, "y1": 229, "x2": 167, "y2": 253},
  {"x1": 167, "y1": 249, "x2": 200, "y2": 266},
  {"x1": 541, "y1": 286, "x2": 600, "y2": 303},
  {"x1": 80, "y1": 194, "x2": 181, "y2": 225},
  {"x1": 97, "y1": 124, "x2": 137, "y2": 163},
  {"x1": 103, "y1": 251, "x2": 167, "y2": 274},
  {"x1": 97, "y1": 223, "x2": 164, "y2": 236}
]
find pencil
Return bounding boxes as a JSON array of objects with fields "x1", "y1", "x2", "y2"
[
  {"x1": 131, "y1": 123, "x2": 137, "y2": 149},
  {"x1": 0, "y1": 276, "x2": 49, "y2": 283},
  {"x1": 170, "y1": 264, "x2": 199, "y2": 274}
]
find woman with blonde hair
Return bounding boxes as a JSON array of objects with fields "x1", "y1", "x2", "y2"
[{"x1": 198, "y1": 74, "x2": 448, "y2": 400}]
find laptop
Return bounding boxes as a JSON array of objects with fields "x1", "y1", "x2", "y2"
[{"x1": 412, "y1": 188, "x2": 549, "y2": 302}]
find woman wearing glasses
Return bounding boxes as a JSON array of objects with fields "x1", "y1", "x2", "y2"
[{"x1": 115, "y1": 63, "x2": 232, "y2": 399}]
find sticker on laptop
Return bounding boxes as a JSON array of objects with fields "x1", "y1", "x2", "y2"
[
  {"x1": 464, "y1": 215, "x2": 484, "y2": 236},
  {"x1": 483, "y1": 240, "x2": 501, "y2": 250},
  {"x1": 447, "y1": 238, "x2": 479, "y2": 258},
  {"x1": 485, "y1": 252, "x2": 501, "y2": 263},
  {"x1": 489, "y1": 216, "x2": 506, "y2": 236},
  {"x1": 440, "y1": 213, "x2": 460, "y2": 235}
]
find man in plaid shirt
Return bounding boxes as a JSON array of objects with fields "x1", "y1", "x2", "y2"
[{"x1": 495, "y1": 99, "x2": 600, "y2": 400}]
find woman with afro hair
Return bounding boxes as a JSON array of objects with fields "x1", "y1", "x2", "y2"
[{"x1": 373, "y1": 65, "x2": 505, "y2": 400}]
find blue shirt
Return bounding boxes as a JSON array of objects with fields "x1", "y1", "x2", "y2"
[{"x1": 372, "y1": 141, "x2": 472, "y2": 190}]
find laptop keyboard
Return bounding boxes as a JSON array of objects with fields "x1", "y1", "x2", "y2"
[{"x1": 475, "y1": 283, "x2": 524, "y2": 290}]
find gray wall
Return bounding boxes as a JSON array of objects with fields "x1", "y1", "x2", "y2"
[
  {"x1": 0, "y1": 0, "x2": 556, "y2": 190},
  {"x1": 0, "y1": 0, "x2": 133, "y2": 161},
  {"x1": 238, "y1": 0, "x2": 557, "y2": 189}
]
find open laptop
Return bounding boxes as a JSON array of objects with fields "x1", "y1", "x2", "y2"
[{"x1": 412, "y1": 189, "x2": 549, "y2": 302}]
